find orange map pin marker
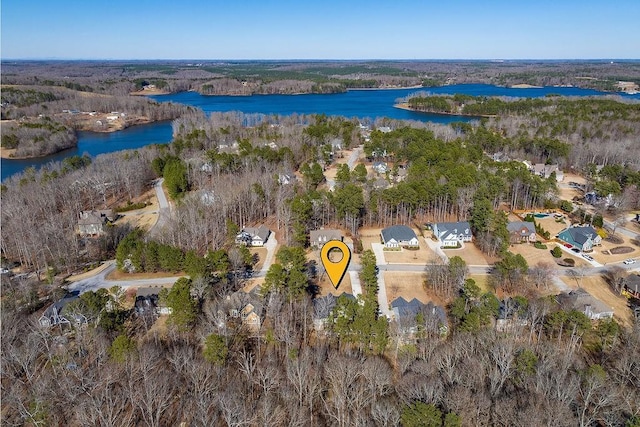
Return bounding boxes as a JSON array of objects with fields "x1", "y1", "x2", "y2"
[{"x1": 320, "y1": 240, "x2": 351, "y2": 289}]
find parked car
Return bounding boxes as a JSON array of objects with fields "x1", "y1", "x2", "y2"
[
  {"x1": 571, "y1": 248, "x2": 580, "y2": 253},
  {"x1": 623, "y1": 258, "x2": 636, "y2": 265},
  {"x1": 582, "y1": 254, "x2": 594, "y2": 261}
]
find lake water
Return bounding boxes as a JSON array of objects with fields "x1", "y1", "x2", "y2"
[
  {"x1": 3, "y1": 84, "x2": 638, "y2": 181},
  {"x1": 1, "y1": 121, "x2": 173, "y2": 181}
]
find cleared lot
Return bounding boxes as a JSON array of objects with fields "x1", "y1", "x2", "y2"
[
  {"x1": 114, "y1": 188, "x2": 159, "y2": 230},
  {"x1": 443, "y1": 242, "x2": 493, "y2": 266},
  {"x1": 384, "y1": 272, "x2": 442, "y2": 305}
]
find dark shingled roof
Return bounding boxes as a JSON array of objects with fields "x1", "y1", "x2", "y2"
[{"x1": 381, "y1": 225, "x2": 417, "y2": 243}]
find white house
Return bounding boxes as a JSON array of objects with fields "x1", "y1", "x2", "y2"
[
  {"x1": 236, "y1": 225, "x2": 271, "y2": 247},
  {"x1": 381, "y1": 225, "x2": 419, "y2": 248},
  {"x1": 432, "y1": 221, "x2": 473, "y2": 247},
  {"x1": 373, "y1": 161, "x2": 389, "y2": 174},
  {"x1": 532, "y1": 163, "x2": 564, "y2": 182}
]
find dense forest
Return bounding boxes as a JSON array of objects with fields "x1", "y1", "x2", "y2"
[
  {"x1": 404, "y1": 94, "x2": 640, "y2": 170},
  {"x1": 1, "y1": 85, "x2": 191, "y2": 157},
  {"x1": 2, "y1": 60, "x2": 640, "y2": 96},
  {"x1": 2, "y1": 64, "x2": 640, "y2": 425}
]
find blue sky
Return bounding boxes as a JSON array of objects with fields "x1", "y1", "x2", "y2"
[{"x1": 2, "y1": 0, "x2": 638, "y2": 59}]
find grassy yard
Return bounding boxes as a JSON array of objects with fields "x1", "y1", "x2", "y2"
[{"x1": 383, "y1": 272, "x2": 443, "y2": 305}]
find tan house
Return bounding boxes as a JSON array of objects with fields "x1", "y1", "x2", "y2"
[
  {"x1": 77, "y1": 209, "x2": 116, "y2": 236},
  {"x1": 226, "y1": 289, "x2": 263, "y2": 332},
  {"x1": 309, "y1": 229, "x2": 343, "y2": 249},
  {"x1": 507, "y1": 221, "x2": 537, "y2": 243}
]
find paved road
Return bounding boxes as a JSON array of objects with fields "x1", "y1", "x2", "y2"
[
  {"x1": 326, "y1": 146, "x2": 364, "y2": 192},
  {"x1": 149, "y1": 178, "x2": 170, "y2": 238},
  {"x1": 348, "y1": 271, "x2": 363, "y2": 296},
  {"x1": 347, "y1": 145, "x2": 363, "y2": 169},
  {"x1": 64, "y1": 253, "x2": 638, "y2": 298},
  {"x1": 66, "y1": 261, "x2": 182, "y2": 294},
  {"x1": 603, "y1": 219, "x2": 639, "y2": 239},
  {"x1": 423, "y1": 236, "x2": 448, "y2": 262},
  {"x1": 258, "y1": 235, "x2": 278, "y2": 276},
  {"x1": 371, "y1": 243, "x2": 394, "y2": 318}
]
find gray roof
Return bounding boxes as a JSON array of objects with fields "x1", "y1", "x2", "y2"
[
  {"x1": 313, "y1": 292, "x2": 356, "y2": 319},
  {"x1": 243, "y1": 225, "x2": 270, "y2": 242},
  {"x1": 373, "y1": 178, "x2": 389, "y2": 189},
  {"x1": 310, "y1": 229, "x2": 343, "y2": 243},
  {"x1": 558, "y1": 226, "x2": 598, "y2": 246},
  {"x1": 381, "y1": 225, "x2": 417, "y2": 243},
  {"x1": 390, "y1": 297, "x2": 447, "y2": 324},
  {"x1": 626, "y1": 275, "x2": 640, "y2": 293},
  {"x1": 226, "y1": 289, "x2": 264, "y2": 315},
  {"x1": 42, "y1": 292, "x2": 80, "y2": 319},
  {"x1": 136, "y1": 286, "x2": 169, "y2": 297},
  {"x1": 558, "y1": 288, "x2": 613, "y2": 316},
  {"x1": 507, "y1": 221, "x2": 536, "y2": 234},
  {"x1": 434, "y1": 221, "x2": 472, "y2": 239},
  {"x1": 78, "y1": 209, "x2": 116, "y2": 225}
]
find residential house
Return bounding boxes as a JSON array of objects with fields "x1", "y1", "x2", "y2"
[
  {"x1": 377, "y1": 126, "x2": 392, "y2": 133},
  {"x1": 496, "y1": 298, "x2": 529, "y2": 332},
  {"x1": 39, "y1": 292, "x2": 88, "y2": 327},
  {"x1": 532, "y1": 163, "x2": 564, "y2": 182},
  {"x1": 226, "y1": 289, "x2": 263, "y2": 332},
  {"x1": 623, "y1": 274, "x2": 640, "y2": 299},
  {"x1": 432, "y1": 221, "x2": 473, "y2": 247},
  {"x1": 557, "y1": 288, "x2": 614, "y2": 320},
  {"x1": 329, "y1": 138, "x2": 343, "y2": 153},
  {"x1": 236, "y1": 225, "x2": 271, "y2": 247},
  {"x1": 135, "y1": 286, "x2": 171, "y2": 316},
  {"x1": 77, "y1": 209, "x2": 116, "y2": 236},
  {"x1": 507, "y1": 221, "x2": 537, "y2": 243},
  {"x1": 278, "y1": 172, "x2": 296, "y2": 185},
  {"x1": 491, "y1": 152, "x2": 509, "y2": 162},
  {"x1": 200, "y1": 162, "x2": 214, "y2": 173},
  {"x1": 309, "y1": 229, "x2": 343, "y2": 249},
  {"x1": 390, "y1": 297, "x2": 448, "y2": 337},
  {"x1": 313, "y1": 292, "x2": 356, "y2": 330},
  {"x1": 372, "y1": 161, "x2": 389, "y2": 174},
  {"x1": 394, "y1": 164, "x2": 408, "y2": 182},
  {"x1": 557, "y1": 225, "x2": 601, "y2": 252},
  {"x1": 381, "y1": 225, "x2": 419, "y2": 248}
]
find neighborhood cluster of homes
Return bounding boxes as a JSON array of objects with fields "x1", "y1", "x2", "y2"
[
  {"x1": 378, "y1": 220, "x2": 600, "y2": 252},
  {"x1": 41, "y1": 270, "x2": 634, "y2": 333},
  {"x1": 492, "y1": 153, "x2": 565, "y2": 183}
]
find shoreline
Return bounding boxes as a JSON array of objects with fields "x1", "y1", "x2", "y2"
[
  {"x1": 347, "y1": 84, "x2": 424, "y2": 91},
  {"x1": 394, "y1": 103, "x2": 495, "y2": 118},
  {"x1": 195, "y1": 84, "x2": 426, "y2": 97},
  {"x1": 509, "y1": 83, "x2": 544, "y2": 89},
  {"x1": 1, "y1": 118, "x2": 160, "y2": 161},
  {"x1": 130, "y1": 89, "x2": 171, "y2": 96}
]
